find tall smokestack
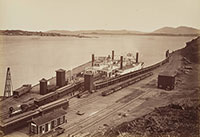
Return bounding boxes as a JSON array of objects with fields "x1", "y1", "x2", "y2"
[
  {"x1": 136, "y1": 52, "x2": 139, "y2": 63},
  {"x1": 40, "y1": 78, "x2": 47, "y2": 95},
  {"x1": 92, "y1": 54, "x2": 95, "y2": 66},
  {"x1": 120, "y1": 56, "x2": 123, "y2": 69},
  {"x1": 112, "y1": 50, "x2": 114, "y2": 60}
]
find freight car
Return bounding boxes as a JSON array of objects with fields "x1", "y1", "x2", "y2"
[
  {"x1": 39, "y1": 98, "x2": 69, "y2": 114},
  {"x1": 13, "y1": 84, "x2": 32, "y2": 98},
  {"x1": 102, "y1": 72, "x2": 153, "y2": 96},
  {"x1": 34, "y1": 91, "x2": 59, "y2": 106}
]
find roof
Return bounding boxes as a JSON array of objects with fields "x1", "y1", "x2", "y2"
[
  {"x1": 56, "y1": 69, "x2": 66, "y2": 72},
  {"x1": 31, "y1": 109, "x2": 67, "y2": 125},
  {"x1": 14, "y1": 84, "x2": 31, "y2": 92},
  {"x1": 35, "y1": 91, "x2": 57, "y2": 101},
  {"x1": 159, "y1": 70, "x2": 177, "y2": 77},
  {"x1": 40, "y1": 78, "x2": 47, "y2": 82}
]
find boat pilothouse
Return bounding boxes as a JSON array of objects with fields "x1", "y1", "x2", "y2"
[{"x1": 85, "y1": 51, "x2": 144, "y2": 78}]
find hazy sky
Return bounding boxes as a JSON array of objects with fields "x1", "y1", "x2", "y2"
[{"x1": 0, "y1": 0, "x2": 199, "y2": 32}]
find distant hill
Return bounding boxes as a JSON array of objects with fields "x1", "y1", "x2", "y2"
[
  {"x1": 47, "y1": 30, "x2": 145, "y2": 35},
  {"x1": 49, "y1": 26, "x2": 200, "y2": 36},
  {"x1": 1, "y1": 26, "x2": 200, "y2": 37},
  {"x1": 0, "y1": 30, "x2": 93, "y2": 38},
  {"x1": 153, "y1": 26, "x2": 200, "y2": 35}
]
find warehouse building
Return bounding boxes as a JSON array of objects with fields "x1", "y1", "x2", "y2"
[{"x1": 29, "y1": 109, "x2": 66, "y2": 135}]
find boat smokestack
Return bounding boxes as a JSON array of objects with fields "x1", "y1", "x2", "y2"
[
  {"x1": 92, "y1": 54, "x2": 95, "y2": 66},
  {"x1": 136, "y1": 52, "x2": 139, "y2": 63},
  {"x1": 120, "y1": 56, "x2": 123, "y2": 69},
  {"x1": 112, "y1": 50, "x2": 114, "y2": 60}
]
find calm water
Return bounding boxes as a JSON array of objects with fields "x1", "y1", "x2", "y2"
[{"x1": 0, "y1": 35, "x2": 195, "y2": 95}]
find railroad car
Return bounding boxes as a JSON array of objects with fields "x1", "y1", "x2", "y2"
[
  {"x1": 101, "y1": 72, "x2": 153, "y2": 96},
  {"x1": 13, "y1": 84, "x2": 31, "y2": 98},
  {"x1": 34, "y1": 91, "x2": 59, "y2": 106},
  {"x1": 39, "y1": 98, "x2": 69, "y2": 114}
]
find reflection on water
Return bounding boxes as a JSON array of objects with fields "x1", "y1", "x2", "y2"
[{"x1": 0, "y1": 35, "x2": 195, "y2": 95}]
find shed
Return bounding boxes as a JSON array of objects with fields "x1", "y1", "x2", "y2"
[{"x1": 158, "y1": 71, "x2": 176, "y2": 90}]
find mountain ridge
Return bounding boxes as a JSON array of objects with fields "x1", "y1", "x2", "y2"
[
  {"x1": 1, "y1": 26, "x2": 200, "y2": 37},
  {"x1": 48, "y1": 26, "x2": 200, "y2": 36}
]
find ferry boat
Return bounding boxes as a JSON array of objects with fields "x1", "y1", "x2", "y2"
[{"x1": 85, "y1": 51, "x2": 144, "y2": 78}]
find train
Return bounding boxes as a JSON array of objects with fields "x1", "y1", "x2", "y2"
[
  {"x1": 102, "y1": 72, "x2": 153, "y2": 96},
  {"x1": 9, "y1": 81, "x2": 83, "y2": 117}
]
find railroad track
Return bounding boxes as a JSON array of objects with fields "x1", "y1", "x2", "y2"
[
  {"x1": 69, "y1": 72, "x2": 152, "y2": 109},
  {"x1": 61, "y1": 72, "x2": 154, "y2": 136},
  {"x1": 62, "y1": 88, "x2": 151, "y2": 136},
  {"x1": 69, "y1": 95, "x2": 101, "y2": 110}
]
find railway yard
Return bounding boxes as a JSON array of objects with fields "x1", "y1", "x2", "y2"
[
  {"x1": 1, "y1": 37, "x2": 199, "y2": 137},
  {"x1": 2, "y1": 52, "x2": 176, "y2": 137}
]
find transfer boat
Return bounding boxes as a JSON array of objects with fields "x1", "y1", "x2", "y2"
[{"x1": 85, "y1": 51, "x2": 144, "y2": 78}]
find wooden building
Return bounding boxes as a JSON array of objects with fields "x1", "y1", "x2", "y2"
[
  {"x1": 29, "y1": 109, "x2": 67, "y2": 135},
  {"x1": 158, "y1": 71, "x2": 176, "y2": 90}
]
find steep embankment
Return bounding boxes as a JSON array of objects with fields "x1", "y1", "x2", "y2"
[
  {"x1": 181, "y1": 36, "x2": 200, "y2": 63},
  {"x1": 99, "y1": 37, "x2": 200, "y2": 137}
]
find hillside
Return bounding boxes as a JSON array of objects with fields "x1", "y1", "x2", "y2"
[
  {"x1": 153, "y1": 26, "x2": 200, "y2": 35},
  {"x1": 181, "y1": 36, "x2": 200, "y2": 63}
]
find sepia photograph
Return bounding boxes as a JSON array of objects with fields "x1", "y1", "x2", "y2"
[{"x1": 0, "y1": 0, "x2": 199, "y2": 137}]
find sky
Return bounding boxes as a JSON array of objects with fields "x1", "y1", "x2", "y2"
[{"x1": 0, "y1": 0, "x2": 199, "y2": 32}]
